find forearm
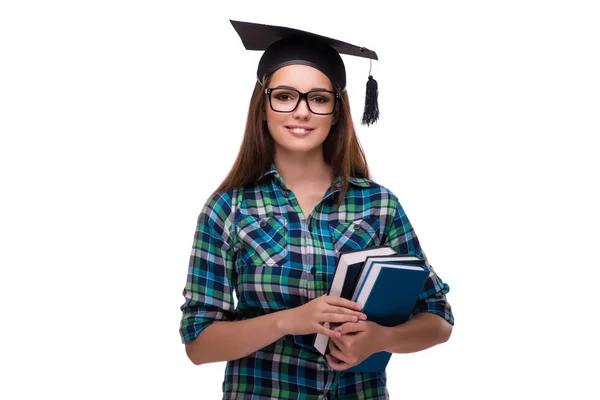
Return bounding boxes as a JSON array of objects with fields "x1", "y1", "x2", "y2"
[
  {"x1": 381, "y1": 312, "x2": 453, "y2": 354},
  {"x1": 185, "y1": 309, "x2": 290, "y2": 365}
]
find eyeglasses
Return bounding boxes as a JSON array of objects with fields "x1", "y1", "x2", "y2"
[{"x1": 265, "y1": 87, "x2": 339, "y2": 115}]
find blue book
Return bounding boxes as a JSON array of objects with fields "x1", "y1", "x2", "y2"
[
  {"x1": 313, "y1": 246, "x2": 397, "y2": 355},
  {"x1": 344, "y1": 261, "x2": 429, "y2": 373},
  {"x1": 352, "y1": 255, "x2": 425, "y2": 303}
]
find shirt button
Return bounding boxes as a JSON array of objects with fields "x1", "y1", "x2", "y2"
[
  {"x1": 310, "y1": 267, "x2": 316, "y2": 275},
  {"x1": 352, "y1": 223, "x2": 362, "y2": 231},
  {"x1": 282, "y1": 190, "x2": 290, "y2": 197},
  {"x1": 259, "y1": 220, "x2": 267, "y2": 228}
]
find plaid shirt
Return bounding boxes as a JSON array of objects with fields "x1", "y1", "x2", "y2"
[{"x1": 180, "y1": 163, "x2": 454, "y2": 399}]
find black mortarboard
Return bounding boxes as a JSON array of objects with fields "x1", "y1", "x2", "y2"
[{"x1": 230, "y1": 19, "x2": 380, "y2": 126}]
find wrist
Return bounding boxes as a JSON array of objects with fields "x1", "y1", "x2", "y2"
[
  {"x1": 379, "y1": 324, "x2": 401, "y2": 353},
  {"x1": 275, "y1": 308, "x2": 292, "y2": 336}
]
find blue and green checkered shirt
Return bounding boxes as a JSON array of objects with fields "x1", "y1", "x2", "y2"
[{"x1": 180, "y1": 163, "x2": 453, "y2": 399}]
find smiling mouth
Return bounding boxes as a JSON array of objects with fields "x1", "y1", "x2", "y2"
[{"x1": 286, "y1": 126, "x2": 314, "y2": 134}]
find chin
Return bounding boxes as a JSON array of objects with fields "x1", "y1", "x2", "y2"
[
  {"x1": 272, "y1": 132, "x2": 328, "y2": 153},
  {"x1": 275, "y1": 143, "x2": 322, "y2": 155}
]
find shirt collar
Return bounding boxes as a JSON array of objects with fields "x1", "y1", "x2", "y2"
[{"x1": 255, "y1": 162, "x2": 371, "y2": 189}]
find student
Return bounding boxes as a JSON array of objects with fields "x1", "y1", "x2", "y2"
[{"x1": 180, "y1": 20, "x2": 454, "y2": 399}]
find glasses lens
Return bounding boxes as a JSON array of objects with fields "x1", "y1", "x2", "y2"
[
  {"x1": 270, "y1": 89, "x2": 299, "y2": 112},
  {"x1": 306, "y1": 91, "x2": 335, "y2": 114},
  {"x1": 270, "y1": 89, "x2": 335, "y2": 114}
]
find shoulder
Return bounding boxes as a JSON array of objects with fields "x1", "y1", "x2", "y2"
[
  {"x1": 197, "y1": 188, "x2": 240, "y2": 234},
  {"x1": 202, "y1": 188, "x2": 236, "y2": 214},
  {"x1": 350, "y1": 176, "x2": 401, "y2": 210}
]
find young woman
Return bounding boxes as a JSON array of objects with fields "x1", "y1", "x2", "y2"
[{"x1": 179, "y1": 20, "x2": 454, "y2": 399}]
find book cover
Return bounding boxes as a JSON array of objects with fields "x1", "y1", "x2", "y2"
[
  {"x1": 345, "y1": 263, "x2": 429, "y2": 373},
  {"x1": 351, "y1": 255, "x2": 424, "y2": 303},
  {"x1": 313, "y1": 246, "x2": 396, "y2": 355}
]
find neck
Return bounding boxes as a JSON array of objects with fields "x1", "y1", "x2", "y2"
[{"x1": 273, "y1": 149, "x2": 334, "y2": 189}]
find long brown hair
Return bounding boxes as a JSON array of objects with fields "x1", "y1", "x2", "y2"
[{"x1": 212, "y1": 76, "x2": 370, "y2": 208}]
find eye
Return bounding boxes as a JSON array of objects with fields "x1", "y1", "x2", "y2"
[
  {"x1": 275, "y1": 94, "x2": 290, "y2": 101},
  {"x1": 308, "y1": 91, "x2": 333, "y2": 104},
  {"x1": 272, "y1": 89, "x2": 297, "y2": 102}
]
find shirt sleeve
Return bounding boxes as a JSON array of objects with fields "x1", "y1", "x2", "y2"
[
  {"x1": 382, "y1": 194, "x2": 454, "y2": 326},
  {"x1": 179, "y1": 191, "x2": 237, "y2": 344}
]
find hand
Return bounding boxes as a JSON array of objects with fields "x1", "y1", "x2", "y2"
[
  {"x1": 325, "y1": 320, "x2": 387, "y2": 370},
  {"x1": 279, "y1": 294, "x2": 367, "y2": 339}
]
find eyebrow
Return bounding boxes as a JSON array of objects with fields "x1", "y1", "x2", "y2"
[{"x1": 272, "y1": 85, "x2": 333, "y2": 92}]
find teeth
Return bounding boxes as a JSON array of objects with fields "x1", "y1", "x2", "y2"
[{"x1": 290, "y1": 127, "x2": 310, "y2": 134}]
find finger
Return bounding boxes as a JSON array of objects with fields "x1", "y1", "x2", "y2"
[
  {"x1": 324, "y1": 295, "x2": 363, "y2": 311},
  {"x1": 332, "y1": 322, "x2": 349, "y2": 334},
  {"x1": 330, "y1": 306, "x2": 367, "y2": 319},
  {"x1": 322, "y1": 313, "x2": 360, "y2": 324},
  {"x1": 315, "y1": 323, "x2": 342, "y2": 340},
  {"x1": 334, "y1": 323, "x2": 348, "y2": 335},
  {"x1": 326, "y1": 353, "x2": 351, "y2": 371},
  {"x1": 336, "y1": 322, "x2": 355, "y2": 335},
  {"x1": 329, "y1": 335, "x2": 344, "y2": 351},
  {"x1": 337, "y1": 321, "x2": 367, "y2": 335},
  {"x1": 328, "y1": 341, "x2": 349, "y2": 363}
]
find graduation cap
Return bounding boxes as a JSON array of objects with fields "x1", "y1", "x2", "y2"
[{"x1": 230, "y1": 19, "x2": 380, "y2": 126}]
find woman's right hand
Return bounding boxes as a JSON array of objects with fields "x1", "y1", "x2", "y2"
[{"x1": 278, "y1": 294, "x2": 367, "y2": 339}]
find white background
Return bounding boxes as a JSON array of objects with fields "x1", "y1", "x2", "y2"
[{"x1": 1, "y1": 1, "x2": 599, "y2": 399}]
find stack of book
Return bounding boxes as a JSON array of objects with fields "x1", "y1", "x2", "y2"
[{"x1": 313, "y1": 246, "x2": 430, "y2": 373}]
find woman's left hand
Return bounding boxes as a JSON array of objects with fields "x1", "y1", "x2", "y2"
[{"x1": 325, "y1": 321, "x2": 387, "y2": 370}]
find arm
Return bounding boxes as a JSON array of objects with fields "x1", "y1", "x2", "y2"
[
  {"x1": 180, "y1": 191, "x2": 240, "y2": 364},
  {"x1": 382, "y1": 192, "x2": 455, "y2": 330},
  {"x1": 180, "y1": 192, "x2": 364, "y2": 365},
  {"x1": 327, "y1": 312, "x2": 452, "y2": 368},
  {"x1": 187, "y1": 298, "x2": 365, "y2": 365},
  {"x1": 381, "y1": 312, "x2": 452, "y2": 354},
  {"x1": 187, "y1": 296, "x2": 366, "y2": 365},
  {"x1": 186, "y1": 309, "x2": 287, "y2": 365},
  {"x1": 382, "y1": 260, "x2": 455, "y2": 353},
  {"x1": 327, "y1": 193, "x2": 455, "y2": 369}
]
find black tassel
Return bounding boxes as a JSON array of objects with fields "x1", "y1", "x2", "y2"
[{"x1": 361, "y1": 75, "x2": 379, "y2": 126}]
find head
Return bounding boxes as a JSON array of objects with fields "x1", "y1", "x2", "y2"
[
  {"x1": 214, "y1": 25, "x2": 371, "y2": 206},
  {"x1": 214, "y1": 69, "x2": 369, "y2": 207}
]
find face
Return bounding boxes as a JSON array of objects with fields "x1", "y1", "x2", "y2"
[{"x1": 265, "y1": 64, "x2": 336, "y2": 158}]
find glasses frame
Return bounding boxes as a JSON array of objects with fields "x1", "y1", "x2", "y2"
[{"x1": 265, "y1": 87, "x2": 340, "y2": 115}]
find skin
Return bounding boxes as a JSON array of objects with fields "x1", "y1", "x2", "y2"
[
  {"x1": 266, "y1": 64, "x2": 337, "y2": 162},
  {"x1": 326, "y1": 313, "x2": 452, "y2": 370},
  {"x1": 266, "y1": 65, "x2": 337, "y2": 200}
]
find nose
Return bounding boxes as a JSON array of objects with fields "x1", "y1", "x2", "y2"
[{"x1": 292, "y1": 97, "x2": 311, "y2": 120}]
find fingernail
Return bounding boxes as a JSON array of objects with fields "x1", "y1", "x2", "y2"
[{"x1": 360, "y1": 314, "x2": 367, "y2": 320}]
